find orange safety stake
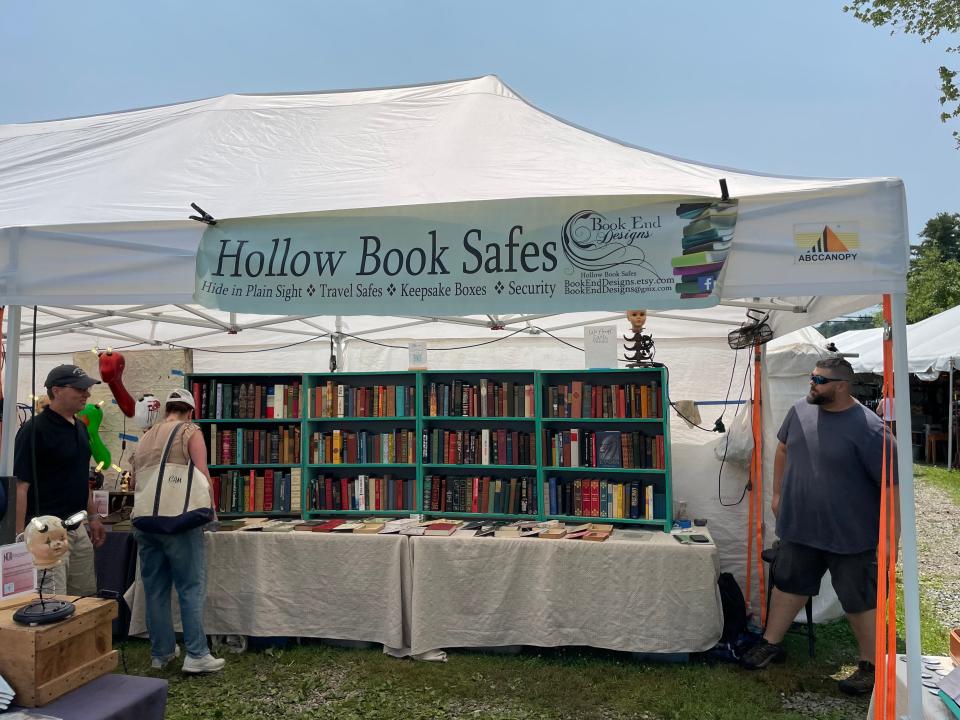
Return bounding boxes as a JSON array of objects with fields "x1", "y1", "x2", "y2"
[{"x1": 875, "y1": 295, "x2": 898, "y2": 719}]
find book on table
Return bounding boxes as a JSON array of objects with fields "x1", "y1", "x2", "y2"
[{"x1": 423, "y1": 522, "x2": 460, "y2": 536}]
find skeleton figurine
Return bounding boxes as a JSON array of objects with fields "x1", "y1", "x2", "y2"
[{"x1": 623, "y1": 309, "x2": 656, "y2": 367}]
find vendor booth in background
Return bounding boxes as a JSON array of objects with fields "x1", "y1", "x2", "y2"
[{"x1": 833, "y1": 303, "x2": 960, "y2": 469}]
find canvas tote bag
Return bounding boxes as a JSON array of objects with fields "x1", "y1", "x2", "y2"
[{"x1": 132, "y1": 422, "x2": 214, "y2": 533}]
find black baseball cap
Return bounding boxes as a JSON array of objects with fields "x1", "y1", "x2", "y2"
[{"x1": 44, "y1": 364, "x2": 101, "y2": 390}]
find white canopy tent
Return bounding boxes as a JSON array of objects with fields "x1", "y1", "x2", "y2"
[
  {"x1": 833, "y1": 304, "x2": 960, "y2": 379},
  {"x1": 0, "y1": 76, "x2": 921, "y2": 715}
]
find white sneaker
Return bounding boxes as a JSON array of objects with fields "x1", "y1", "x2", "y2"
[
  {"x1": 150, "y1": 644, "x2": 180, "y2": 670},
  {"x1": 182, "y1": 653, "x2": 226, "y2": 674}
]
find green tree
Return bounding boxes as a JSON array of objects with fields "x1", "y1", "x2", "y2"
[
  {"x1": 903, "y1": 213, "x2": 960, "y2": 322},
  {"x1": 844, "y1": 0, "x2": 960, "y2": 147},
  {"x1": 906, "y1": 248, "x2": 960, "y2": 322},
  {"x1": 914, "y1": 211, "x2": 960, "y2": 261}
]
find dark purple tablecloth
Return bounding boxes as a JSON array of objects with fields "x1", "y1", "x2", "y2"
[{"x1": 10, "y1": 674, "x2": 167, "y2": 720}]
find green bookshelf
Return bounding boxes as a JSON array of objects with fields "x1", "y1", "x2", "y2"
[
  {"x1": 420, "y1": 370, "x2": 539, "y2": 519},
  {"x1": 538, "y1": 368, "x2": 673, "y2": 531},
  {"x1": 186, "y1": 373, "x2": 303, "y2": 519},
  {"x1": 187, "y1": 368, "x2": 673, "y2": 530},
  {"x1": 303, "y1": 372, "x2": 419, "y2": 518}
]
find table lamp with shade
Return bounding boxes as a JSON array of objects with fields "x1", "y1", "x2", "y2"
[{"x1": 13, "y1": 511, "x2": 88, "y2": 625}]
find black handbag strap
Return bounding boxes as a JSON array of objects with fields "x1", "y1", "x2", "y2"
[{"x1": 152, "y1": 422, "x2": 186, "y2": 516}]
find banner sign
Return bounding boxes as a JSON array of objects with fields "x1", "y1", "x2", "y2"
[{"x1": 195, "y1": 196, "x2": 738, "y2": 315}]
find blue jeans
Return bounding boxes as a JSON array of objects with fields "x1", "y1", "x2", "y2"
[{"x1": 133, "y1": 527, "x2": 210, "y2": 660}]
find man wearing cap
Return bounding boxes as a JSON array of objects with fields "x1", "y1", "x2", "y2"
[{"x1": 14, "y1": 364, "x2": 107, "y2": 596}]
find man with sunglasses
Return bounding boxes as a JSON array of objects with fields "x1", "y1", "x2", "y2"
[{"x1": 741, "y1": 357, "x2": 898, "y2": 696}]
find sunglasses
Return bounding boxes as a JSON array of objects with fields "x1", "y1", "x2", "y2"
[{"x1": 810, "y1": 374, "x2": 844, "y2": 385}]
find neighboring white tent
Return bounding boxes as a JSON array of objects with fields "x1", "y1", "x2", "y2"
[
  {"x1": 0, "y1": 76, "x2": 923, "y2": 715},
  {"x1": 832, "y1": 304, "x2": 960, "y2": 380}
]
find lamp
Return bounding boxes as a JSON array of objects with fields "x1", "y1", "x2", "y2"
[{"x1": 12, "y1": 511, "x2": 88, "y2": 625}]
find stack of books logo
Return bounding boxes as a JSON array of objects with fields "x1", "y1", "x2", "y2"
[{"x1": 670, "y1": 200, "x2": 739, "y2": 299}]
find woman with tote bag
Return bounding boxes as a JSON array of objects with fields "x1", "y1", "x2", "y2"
[{"x1": 131, "y1": 388, "x2": 225, "y2": 674}]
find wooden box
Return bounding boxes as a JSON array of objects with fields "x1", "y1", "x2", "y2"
[{"x1": 0, "y1": 597, "x2": 118, "y2": 707}]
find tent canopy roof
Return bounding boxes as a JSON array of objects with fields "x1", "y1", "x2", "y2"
[
  {"x1": 0, "y1": 75, "x2": 904, "y2": 345},
  {"x1": 0, "y1": 75, "x2": 899, "y2": 228}
]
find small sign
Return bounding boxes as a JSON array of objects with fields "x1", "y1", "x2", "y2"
[
  {"x1": 0, "y1": 542, "x2": 36, "y2": 600},
  {"x1": 408, "y1": 342, "x2": 428, "y2": 370},
  {"x1": 93, "y1": 490, "x2": 110, "y2": 517},
  {"x1": 584, "y1": 326, "x2": 618, "y2": 369}
]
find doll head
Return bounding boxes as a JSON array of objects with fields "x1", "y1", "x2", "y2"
[
  {"x1": 23, "y1": 516, "x2": 70, "y2": 570},
  {"x1": 626, "y1": 309, "x2": 647, "y2": 331}
]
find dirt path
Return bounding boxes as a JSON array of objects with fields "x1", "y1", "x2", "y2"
[{"x1": 913, "y1": 475, "x2": 960, "y2": 628}]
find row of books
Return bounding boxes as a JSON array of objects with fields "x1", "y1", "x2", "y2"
[
  {"x1": 542, "y1": 380, "x2": 662, "y2": 419},
  {"x1": 307, "y1": 382, "x2": 416, "y2": 418},
  {"x1": 194, "y1": 380, "x2": 301, "y2": 420},
  {"x1": 307, "y1": 429, "x2": 418, "y2": 465},
  {"x1": 210, "y1": 425, "x2": 302, "y2": 466},
  {"x1": 422, "y1": 474, "x2": 537, "y2": 515},
  {"x1": 421, "y1": 428, "x2": 535, "y2": 466},
  {"x1": 544, "y1": 477, "x2": 665, "y2": 520},
  {"x1": 306, "y1": 474, "x2": 417, "y2": 512},
  {"x1": 426, "y1": 380, "x2": 536, "y2": 418},
  {"x1": 542, "y1": 429, "x2": 666, "y2": 469},
  {"x1": 212, "y1": 468, "x2": 301, "y2": 513}
]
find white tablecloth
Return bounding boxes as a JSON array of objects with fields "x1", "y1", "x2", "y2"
[
  {"x1": 126, "y1": 531, "x2": 410, "y2": 652},
  {"x1": 125, "y1": 529, "x2": 723, "y2": 658},
  {"x1": 407, "y1": 530, "x2": 723, "y2": 656}
]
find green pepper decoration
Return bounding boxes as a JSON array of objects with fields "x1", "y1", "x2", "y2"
[{"x1": 78, "y1": 402, "x2": 111, "y2": 470}]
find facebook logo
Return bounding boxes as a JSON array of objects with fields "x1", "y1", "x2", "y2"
[{"x1": 698, "y1": 276, "x2": 716, "y2": 292}]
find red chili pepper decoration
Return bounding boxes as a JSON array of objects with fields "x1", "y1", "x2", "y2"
[{"x1": 98, "y1": 349, "x2": 135, "y2": 417}]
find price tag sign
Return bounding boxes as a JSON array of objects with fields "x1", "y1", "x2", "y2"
[
  {"x1": 408, "y1": 342, "x2": 428, "y2": 370},
  {"x1": 584, "y1": 326, "x2": 618, "y2": 369},
  {"x1": 0, "y1": 542, "x2": 36, "y2": 600}
]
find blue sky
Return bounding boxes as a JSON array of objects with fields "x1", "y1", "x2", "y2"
[{"x1": 1, "y1": 0, "x2": 955, "y2": 242}]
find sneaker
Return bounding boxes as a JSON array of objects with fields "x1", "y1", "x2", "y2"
[
  {"x1": 182, "y1": 653, "x2": 226, "y2": 674},
  {"x1": 838, "y1": 660, "x2": 875, "y2": 695},
  {"x1": 740, "y1": 639, "x2": 786, "y2": 669},
  {"x1": 150, "y1": 644, "x2": 180, "y2": 670}
]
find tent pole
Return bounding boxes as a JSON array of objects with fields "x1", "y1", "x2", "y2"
[
  {"x1": 949, "y1": 361, "x2": 954, "y2": 472},
  {"x1": 335, "y1": 316, "x2": 344, "y2": 371},
  {"x1": 891, "y1": 293, "x2": 922, "y2": 720},
  {"x1": 0, "y1": 306, "x2": 22, "y2": 476}
]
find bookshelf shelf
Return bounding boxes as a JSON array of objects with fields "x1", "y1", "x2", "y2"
[
  {"x1": 420, "y1": 511, "x2": 537, "y2": 521},
  {"x1": 542, "y1": 466, "x2": 666, "y2": 474},
  {"x1": 308, "y1": 416, "x2": 416, "y2": 422},
  {"x1": 539, "y1": 417, "x2": 663, "y2": 424},
  {"x1": 210, "y1": 463, "x2": 299, "y2": 470},
  {"x1": 195, "y1": 418, "x2": 297, "y2": 424},
  {"x1": 422, "y1": 463, "x2": 535, "y2": 470},
  {"x1": 538, "y1": 368, "x2": 673, "y2": 531},
  {"x1": 308, "y1": 463, "x2": 417, "y2": 469},
  {"x1": 188, "y1": 372, "x2": 303, "y2": 519},
  {"x1": 543, "y1": 514, "x2": 666, "y2": 526},
  {"x1": 422, "y1": 416, "x2": 535, "y2": 422},
  {"x1": 304, "y1": 509, "x2": 411, "y2": 518}
]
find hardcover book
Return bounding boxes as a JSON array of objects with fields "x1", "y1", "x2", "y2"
[{"x1": 595, "y1": 430, "x2": 622, "y2": 469}]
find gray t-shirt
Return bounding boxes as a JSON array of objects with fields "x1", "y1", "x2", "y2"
[{"x1": 776, "y1": 399, "x2": 896, "y2": 554}]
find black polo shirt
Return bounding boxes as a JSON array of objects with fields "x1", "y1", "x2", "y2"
[{"x1": 13, "y1": 407, "x2": 91, "y2": 520}]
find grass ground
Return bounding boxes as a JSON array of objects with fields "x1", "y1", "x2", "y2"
[{"x1": 116, "y1": 465, "x2": 959, "y2": 720}]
